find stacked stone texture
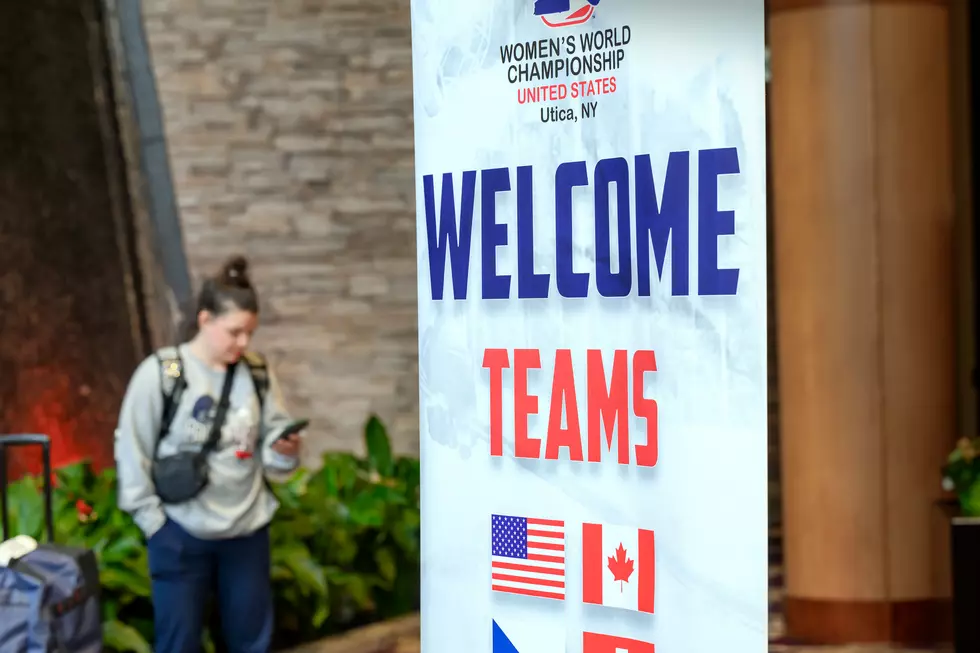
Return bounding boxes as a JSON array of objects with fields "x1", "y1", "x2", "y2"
[{"x1": 141, "y1": 0, "x2": 418, "y2": 458}]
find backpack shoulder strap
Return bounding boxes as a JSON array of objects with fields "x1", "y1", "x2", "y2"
[
  {"x1": 242, "y1": 351, "x2": 269, "y2": 414},
  {"x1": 155, "y1": 347, "x2": 186, "y2": 454},
  {"x1": 242, "y1": 351, "x2": 276, "y2": 494}
]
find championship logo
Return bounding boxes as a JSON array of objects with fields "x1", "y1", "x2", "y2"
[{"x1": 534, "y1": 0, "x2": 601, "y2": 28}]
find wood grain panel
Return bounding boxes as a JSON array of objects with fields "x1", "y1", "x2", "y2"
[
  {"x1": 769, "y1": 0, "x2": 949, "y2": 14},
  {"x1": 872, "y1": 3, "x2": 956, "y2": 601},
  {"x1": 784, "y1": 598, "x2": 952, "y2": 644},
  {"x1": 770, "y1": 0, "x2": 956, "y2": 643},
  {"x1": 770, "y1": 3, "x2": 887, "y2": 601}
]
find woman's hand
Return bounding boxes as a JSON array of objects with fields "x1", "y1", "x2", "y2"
[{"x1": 271, "y1": 433, "x2": 301, "y2": 458}]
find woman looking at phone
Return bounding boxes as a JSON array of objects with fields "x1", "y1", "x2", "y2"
[{"x1": 114, "y1": 255, "x2": 303, "y2": 653}]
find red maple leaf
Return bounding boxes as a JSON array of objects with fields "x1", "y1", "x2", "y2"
[{"x1": 607, "y1": 542, "x2": 634, "y2": 592}]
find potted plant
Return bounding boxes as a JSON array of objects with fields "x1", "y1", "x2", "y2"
[{"x1": 942, "y1": 437, "x2": 980, "y2": 516}]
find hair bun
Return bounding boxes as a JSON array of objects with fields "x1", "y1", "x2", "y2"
[{"x1": 220, "y1": 255, "x2": 251, "y2": 288}]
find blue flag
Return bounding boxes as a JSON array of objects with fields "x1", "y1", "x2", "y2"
[
  {"x1": 492, "y1": 620, "x2": 520, "y2": 653},
  {"x1": 533, "y1": 0, "x2": 570, "y2": 15},
  {"x1": 491, "y1": 615, "x2": 565, "y2": 653}
]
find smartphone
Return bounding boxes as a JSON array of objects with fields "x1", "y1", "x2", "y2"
[{"x1": 275, "y1": 419, "x2": 309, "y2": 442}]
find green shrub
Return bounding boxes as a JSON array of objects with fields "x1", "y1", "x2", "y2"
[{"x1": 3, "y1": 415, "x2": 420, "y2": 652}]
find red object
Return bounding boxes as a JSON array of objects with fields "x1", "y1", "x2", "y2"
[
  {"x1": 235, "y1": 450, "x2": 253, "y2": 460},
  {"x1": 75, "y1": 499, "x2": 92, "y2": 517},
  {"x1": 607, "y1": 542, "x2": 635, "y2": 586},
  {"x1": 582, "y1": 522, "x2": 655, "y2": 613},
  {"x1": 483, "y1": 348, "x2": 658, "y2": 466},
  {"x1": 583, "y1": 631, "x2": 655, "y2": 653}
]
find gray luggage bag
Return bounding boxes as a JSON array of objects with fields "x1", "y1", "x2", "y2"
[{"x1": 0, "y1": 434, "x2": 103, "y2": 652}]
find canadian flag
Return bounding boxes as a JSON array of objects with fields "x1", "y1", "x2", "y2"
[
  {"x1": 583, "y1": 631, "x2": 655, "y2": 653},
  {"x1": 581, "y1": 522, "x2": 655, "y2": 613}
]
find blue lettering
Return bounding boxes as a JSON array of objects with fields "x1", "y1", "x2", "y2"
[
  {"x1": 636, "y1": 151, "x2": 690, "y2": 297},
  {"x1": 555, "y1": 161, "x2": 590, "y2": 298},
  {"x1": 594, "y1": 157, "x2": 632, "y2": 297},
  {"x1": 423, "y1": 171, "x2": 475, "y2": 300},
  {"x1": 698, "y1": 148, "x2": 740, "y2": 296},
  {"x1": 481, "y1": 168, "x2": 512, "y2": 300},
  {"x1": 517, "y1": 166, "x2": 550, "y2": 299},
  {"x1": 423, "y1": 148, "x2": 743, "y2": 302}
]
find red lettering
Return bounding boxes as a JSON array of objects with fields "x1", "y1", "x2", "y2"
[
  {"x1": 482, "y1": 347, "x2": 658, "y2": 465},
  {"x1": 633, "y1": 350, "x2": 658, "y2": 467},
  {"x1": 514, "y1": 349, "x2": 542, "y2": 459},
  {"x1": 587, "y1": 349, "x2": 629, "y2": 464},
  {"x1": 483, "y1": 349, "x2": 510, "y2": 457},
  {"x1": 517, "y1": 83, "x2": 568, "y2": 104},
  {"x1": 570, "y1": 77, "x2": 618, "y2": 99},
  {"x1": 545, "y1": 349, "x2": 584, "y2": 461}
]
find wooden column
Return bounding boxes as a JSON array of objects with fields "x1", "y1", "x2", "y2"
[{"x1": 769, "y1": 0, "x2": 956, "y2": 644}]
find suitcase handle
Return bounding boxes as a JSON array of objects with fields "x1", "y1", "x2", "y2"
[{"x1": 0, "y1": 434, "x2": 55, "y2": 544}]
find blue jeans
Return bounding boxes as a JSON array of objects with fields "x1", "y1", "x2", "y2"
[{"x1": 147, "y1": 520, "x2": 273, "y2": 653}]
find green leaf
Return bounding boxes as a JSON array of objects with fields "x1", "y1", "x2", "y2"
[
  {"x1": 364, "y1": 415, "x2": 393, "y2": 477},
  {"x1": 102, "y1": 598, "x2": 119, "y2": 622},
  {"x1": 271, "y1": 563, "x2": 293, "y2": 581},
  {"x1": 276, "y1": 544, "x2": 328, "y2": 598},
  {"x1": 347, "y1": 492, "x2": 386, "y2": 528},
  {"x1": 102, "y1": 619, "x2": 152, "y2": 653},
  {"x1": 99, "y1": 566, "x2": 152, "y2": 598},
  {"x1": 330, "y1": 571, "x2": 375, "y2": 611},
  {"x1": 6, "y1": 476, "x2": 42, "y2": 539},
  {"x1": 313, "y1": 603, "x2": 330, "y2": 628},
  {"x1": 375, "y1": 547, "x2": 398, "y2": 585},
  {"x1": 54, "y1": 510, "x2": 81, "y2": 541},
  {"x1": 101, "y1": 534, "x2": 144, "y2": 563},
  {"x1": 55, "y1": 461, "x2": 93, "y2": 494}
]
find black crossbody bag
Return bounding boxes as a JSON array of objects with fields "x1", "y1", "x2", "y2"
[{"x1": 151, "y1": 362, "x2": 237, "y2": 505}]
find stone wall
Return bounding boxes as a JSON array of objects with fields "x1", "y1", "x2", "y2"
[{"x1": 140, "y1": 0, "x2": 419, "y2": 458}]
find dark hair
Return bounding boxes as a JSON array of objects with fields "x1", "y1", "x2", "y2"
[{"x1": 178, "y1": 255, "x2": 259, "y2": 342}]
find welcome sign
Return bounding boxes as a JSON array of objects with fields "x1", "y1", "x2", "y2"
[{"x1": 411, "y1": 0, "x2": 767, "y2": 651}]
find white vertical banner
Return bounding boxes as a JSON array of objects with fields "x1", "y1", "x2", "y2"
[{"x1": 410, "y1": 1, "x2": 767, "y2": 652}]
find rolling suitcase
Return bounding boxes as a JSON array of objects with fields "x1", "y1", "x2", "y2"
[{"x1": 0, "y1": 434, "x2": 103, "y2": 652}]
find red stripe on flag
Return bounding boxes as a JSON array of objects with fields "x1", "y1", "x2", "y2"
[
  {"x1": 527, "y1": 529, "x2": 563, "y2": 538},
  {"x1": 582, "y1": 522, "x2": 603, "y2": 605},
  {"x1": 638, "y1": 528, "x2": 655, "y2": 614},
  {"x1": 528, "y1": 518, "x2": 564, "y2": 527},
  {"x1": 491, "y1": 573, "x2": 565, "y2": 589},
  {"x1": 492, "y1": 561, "x2": 564, "y2": 576},
  {"x1": 492, "y1": 585, "x2": 565, "y2": 601},
  {"x1": 527, "y1": 553, "x2": 564, "y2": 564},
  {"x1": 531, "y1": 540, "x2": 564, "y2": 551}
]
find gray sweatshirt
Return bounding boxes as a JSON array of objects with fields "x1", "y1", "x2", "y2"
[{"x1": 114, "y1": 345, "x2": 299, "y2": 540}]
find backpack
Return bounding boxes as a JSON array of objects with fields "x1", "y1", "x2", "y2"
[
  {"x1": 153, "y1": 349, "x2": 279, "y2": 496},
  {"x1": 155, "y1": 349, "x2": 269, "y2": 440}
]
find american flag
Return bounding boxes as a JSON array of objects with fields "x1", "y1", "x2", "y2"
[{"x1": 491, "y1": 514, "x2": 565, "y2": 601}]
